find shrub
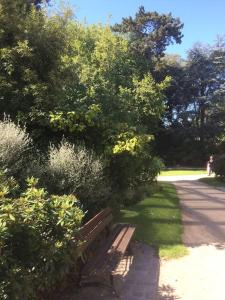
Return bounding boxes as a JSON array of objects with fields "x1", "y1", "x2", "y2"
[
  {"x1": 0, "y1": 117, "x2": 32, "y2": 177},
  {"x1": 0, "y1": 170, "x2": 19, "y2": 197},
  {"x1": 0, "y1": 176, "x2": 84, "y2": 300},
  {"x1": 109, "y1": 152, "x2": 164, "y2": 205},
  {"x1": 46, "y1": 141, "x2": 110, "y2": 214},
  {"x1": 148, "y1": 157, "x2": 165, "y2": 180},
  {"x1": 213, "y1": 154, "x2": 225, "y2": 179}
]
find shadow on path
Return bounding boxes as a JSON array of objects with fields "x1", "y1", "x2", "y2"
[
  {"x1": 157, "y1": 284, "x2": 181, "y2": 300},
  {"x1": 76, "y1": 242, "x2": 162, "y2": 300},
  {"x1": 173, "y1": 180, "x2": 225, "y2": 245}
]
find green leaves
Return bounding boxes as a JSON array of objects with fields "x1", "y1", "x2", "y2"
[
  {"x1": 112, "y1": 6, "x2": 183, "y2": 60},
  {"x1": 113, "y1": 134, "x2": 154, "y2": 155},
  {"x1": 157, "y1": 43, "x2": 225, "y2": 165},
  {"x1": 0, "y1": 175, "x2": 84, "y2": 299},
  {"x1": 49, "y1": 104, "x2": 102, "y2": 133}
]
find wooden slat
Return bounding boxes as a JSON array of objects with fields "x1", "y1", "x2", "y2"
[
  {"x1": 83, "y1": 225, "x2": 136, "y2": 276},
  {"x1": 79, "y1": 214, "x2": 113, "y2": 252},
  {"x1": 107, "y1": 226, "x2": 128, "y2": 254},
  {"x1": 115, "y1": 226, "x2": 135, "y2": 254},
  {"x1": 80, "y1": 207, "x2": 112, "y2": 237},
  {"x1": 82, "y1": 225, "x2": 123, "y2": 275},
  {"x1": 78, "y1": 207, "x2": 136, "y2": 281}
]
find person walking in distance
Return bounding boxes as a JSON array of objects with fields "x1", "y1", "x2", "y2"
[{"x1": 207, "y1": 155, "x2": 214, "y2": 176}]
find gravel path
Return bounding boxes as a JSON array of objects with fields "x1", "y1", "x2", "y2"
[
  {"x1": 158, "y1": 178, "x2": 225, "y2": 300},
  {"x1": 158, "y1": 244, "x2": 225, "y2": 300}
]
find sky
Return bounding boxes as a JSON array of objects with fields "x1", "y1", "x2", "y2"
[{"x1": 59, "y1": 0, "x2": 225, "y2": 58}]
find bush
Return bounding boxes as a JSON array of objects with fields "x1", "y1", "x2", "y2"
[
  {"x1": 0, "y1": 117, "x2": 32, "y2": 177},
  {"x1": 213, "y1": 154, "x2": 225, "y2": 179},
  {"x1": 109, "y1": 152, "x2": 164, "y2": 205},
  {"x1": 0, "y1": 176, "x2": 84, "y2": 300},
  {"x1": 46, "y1": 141, "x2": 110, "y2": 214}
]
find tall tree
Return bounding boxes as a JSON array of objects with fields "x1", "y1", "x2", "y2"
[
  {"x1": 156, "y1": 42, "x2": 225, "y2": 165},
  {"x1": 32, "y1": 0, "x2": 50, "y2": 9},
  {"x1": 0, "y1": 0, "x2": 70, "y2": 144},
  {"x1": 112, "y1": 6, "x2": 183, "y2": 60}
]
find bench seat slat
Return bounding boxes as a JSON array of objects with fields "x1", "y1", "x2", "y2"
[
  {"x1": 82, "y1": 225, "x2": 135, "y2": 276},
  {"x1": 82, "y1": 224, "x2": 123, "y2": 275},
  {"x1": 78, "y1": 207, "x2": 136, "y2": 297},
  {"x1": 107, "y1": 226, "x2": 128, "y2": 254},
  {"x1": 79, "y1": 214, "x2": 113, "y2": 252},
  {"x1": 115, "y1": 226, "x2": 135, "y2": 254}
]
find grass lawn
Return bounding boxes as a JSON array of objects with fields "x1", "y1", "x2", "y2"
[
  {"x1": 160, "y1": 169, "x2": 206, "y2": 176},
  {"x1": 199, "y1": 177, "x2": 225, "y2": 188},
  {"x1": 117, "y1": 182, "x2": 188, "y2": 259}
]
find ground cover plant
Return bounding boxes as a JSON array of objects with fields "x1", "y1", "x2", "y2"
[{"x1": 117, "y1": 182, "x2": 188, "y2": 259}]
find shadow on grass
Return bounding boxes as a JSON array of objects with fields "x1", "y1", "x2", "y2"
[{"x1": 117, "y1": 182, "x2": 186, "y2": 258}]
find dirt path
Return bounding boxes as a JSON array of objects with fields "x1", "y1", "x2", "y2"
[{"x1": 158, "y1": 179, "x2": 225, "y2": 300}]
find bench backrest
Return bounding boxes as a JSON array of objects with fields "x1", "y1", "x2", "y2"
[{"x1": 79, "y1": 207, "x2": 113, "y2": 252}]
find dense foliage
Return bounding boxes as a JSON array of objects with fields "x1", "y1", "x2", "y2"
[
  {"x1": 0, "y1": 175, "x2": 84, "y2": 299},
  {"x1": 0, "y1": 117, "x2": 32, "y2": 177},
  {"x1": 0, "y1": 0, "x2": 70, "y2": 146},
  {"x1": 46, "y1": 141, "x2": 109, "y2": 214},
  {"x1": 155, "y1": 43, "x2": 225, "y2": 166},
  {"x1": 2, "y1": 0, "x2": 225, "y2": 297},
  {"x1": 113, "y1": 6, "x2": 183, "y2": 60},
  {"x1": 213, "y1": 154, "x2": 225, "y2": 179},
  {"x1": 0, "y1": 0, "x2": 178, "y2": 201}
]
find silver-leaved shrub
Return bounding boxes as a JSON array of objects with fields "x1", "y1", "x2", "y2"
[
  {"x1": 0, "y1": 117, "x2": 32, "y2": 176},
  {"x1": 47, "y1": 140, "x2": 110, "y2": 213}
]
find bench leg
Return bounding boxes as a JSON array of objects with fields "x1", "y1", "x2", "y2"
[
  {"x1": 127, "y1": 242, "x2": 133, "y2": 255},
  {"x1": 76, "y1": 268, "x2": 82, "y2": 288},
  {"x1": 110, "y1": 274, "x2": 120, "y2": 298},
  {"x1": 79, "y1": 274, "x2": 119, "y2": 298}
]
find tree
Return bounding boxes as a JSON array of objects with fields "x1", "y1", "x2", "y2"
[
  {"x1": 32, "y1": 0, "x2": 50, "y2": 9},
  {"x1": 0, "y1": 1, "x2": 171, "y2": 199},
  {"x1": 112, "y1": 6, "x2": 183, "y2": 60},
  {"x1": 49, "y1": 23, "x2": 169, "y2": 192},
  {"x1": 0, "y1": 0, "x2": 70, "y2": 144},
  {"x1": 49, "y1": 23, "x2": 170, "y2": 148},
  {"x1": 155, "y1": 42, "x2": 225, "y2": 165}
]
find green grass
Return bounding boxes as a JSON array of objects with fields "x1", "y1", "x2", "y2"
[
  {"x1": 160, "y1": 169, "x2": 207, "y2": 176},
  {"x1": 117, "y1": 182, "x2": 188, "y2": 259},
  {"x1": 199, "y1": 177, "x2": 225, "y2": 188}
]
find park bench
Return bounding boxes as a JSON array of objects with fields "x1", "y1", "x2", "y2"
[{"x1": 77, "y1": 207, "x2": 136, "y2": 297}]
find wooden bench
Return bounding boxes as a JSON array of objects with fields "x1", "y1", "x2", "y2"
[{"x1": 77, "y1": 207, "x2": 136, "y2": 297}]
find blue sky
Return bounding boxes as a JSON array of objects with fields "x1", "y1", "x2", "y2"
[{"x1": 60, "y1": 0, "x2": 225, "y2": 58}]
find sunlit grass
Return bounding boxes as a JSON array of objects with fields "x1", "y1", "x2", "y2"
[
  {"x1": 160, "y1": 169, "x2": 206, "y2": 176},
  {"x1": 118, "y1": 182, "x2": 188, "y2": 259}
]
